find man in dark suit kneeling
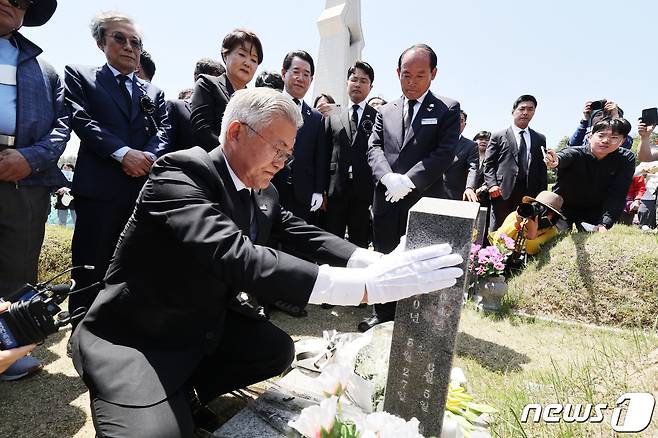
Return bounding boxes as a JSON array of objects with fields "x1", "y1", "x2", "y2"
[{"x1": 70, "y1": 88, "x2": 464, "y2": 437}]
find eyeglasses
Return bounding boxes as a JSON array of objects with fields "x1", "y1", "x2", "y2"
[
  {"x1": 9, "y1": 0, "x2": 33, "y2": 10},
  {"x1": 243, "y1": 122, "x2": 294, "y2": 165},
  {"x1": 108, "y1": 32, "x2": 143, "y2": 51}
]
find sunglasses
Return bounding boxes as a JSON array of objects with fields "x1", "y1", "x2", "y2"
[
  {"x1": 108, "y1": 32, "x2": 143, "y2": 51},
  {"x1": 9, "y1": 0, "x2": 33, "y2": 10}
]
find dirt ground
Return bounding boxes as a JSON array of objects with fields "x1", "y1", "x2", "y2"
[{"x1": 0, "y1": 304, "x2": 372, "y2": 438}]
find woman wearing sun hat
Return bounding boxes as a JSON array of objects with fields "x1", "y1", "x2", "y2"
[{"x1": 491, "y1": 190, "x2": 566, "y2": 255}]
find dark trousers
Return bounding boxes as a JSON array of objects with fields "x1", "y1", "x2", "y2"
[
  {"x1": 371, "y1": 205, "x2": 409, "y2": 321},
  {"x1": 70, "y1": 196, "x2": 136, "y2": 318},
  {"x1": 90, "y1": 311, "x2": 294, "y2": 438},
  {"x1": 325, "y1": 188, "x2": 371, "y2": 249},
  {"x1": 0, "y1": 183, "x2": 49, "y2": 298},
  {"x1": 490, "y1": 184, "x2": 527, "y2": 232},
  {"x1": 639, "y1": 198, "x2": 657, "y2": 228}
]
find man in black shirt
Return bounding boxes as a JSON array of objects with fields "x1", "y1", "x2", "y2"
[{"x1": 545, "y1": 118, "x2": 634, "y2": 232}]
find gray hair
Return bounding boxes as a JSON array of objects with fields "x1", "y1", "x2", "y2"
[
  {"x1": 90, "y1": 11, "x2": 141, "y2": 44},
  {"x1": 219, "y1": 88, "x2": 303, "y2": 146}
]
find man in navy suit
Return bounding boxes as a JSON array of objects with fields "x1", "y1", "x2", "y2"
[
  {"x1": 439, "y1": 110, "x2": 479, "y2": 201},
  {"x1": 64, "y1": 12, "x2": 169, "y2": 319},
  {"x1": 272, "y1": 50, "x2": 327, "y2": 221},
  {"x1": 483, "y1": 95, "x2": 547, "y2": 231},
  {"x1": 361, "y1": 44, "x2": 460, "y2": 331}
]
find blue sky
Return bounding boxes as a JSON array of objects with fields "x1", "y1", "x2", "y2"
[{"x1": 22, "y1": 0, "x2": 656, "y2": 152}]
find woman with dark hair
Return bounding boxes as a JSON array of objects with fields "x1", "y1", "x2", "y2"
[
  {"x1": 313, "y1": 93, "x2": 335, "y2": 117},
  {"x1": 190, "y1": 28, "x2": 263, "y2": 150}
]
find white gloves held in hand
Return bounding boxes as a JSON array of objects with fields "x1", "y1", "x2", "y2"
[
  {"x1": 310, "y1": 193, "x2": 323, "y2": 212},
  {"x1": 381, "y1": 173, "x2": 415, "y2": 203},
  {"x1": 309, "y1": 244, "x2": 463, "y2": 306}
]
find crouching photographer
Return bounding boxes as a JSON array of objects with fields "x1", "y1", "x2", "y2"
[{"x1": 491, "y1": 191, "x2": 566, "y2": 262}]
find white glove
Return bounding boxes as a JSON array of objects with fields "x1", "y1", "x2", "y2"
[
  {"x1": 310, "y1": 193, "x2": 323, "y2": 212},
  {"x1": 381, "y1": 173, "x2": 415, "y2": 203},
  {"x1": 307, "y1": 244, "x2": 463, "y2": 306},
  {"x1": 365, "y1": 243, "x2": 462, "y2": 304}
]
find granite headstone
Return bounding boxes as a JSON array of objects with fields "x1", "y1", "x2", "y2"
[{"x1": 383, "y1": 197, "x2": 479, "y2": 437}]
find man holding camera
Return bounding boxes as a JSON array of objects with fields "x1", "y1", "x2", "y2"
[
  {"x1": 567, "y1": 100, "x2": 632, "y2": 149},
  {"x1": 70, "y1": 88, "x2": 464, "y2": 436},
  {"x1": 545, "y1": 118, "x2": 635, "y2": 232}
]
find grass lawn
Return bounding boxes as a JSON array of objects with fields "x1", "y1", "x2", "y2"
[{"x1": 456, "y1": 307, "x2": 658, "y2": 437}]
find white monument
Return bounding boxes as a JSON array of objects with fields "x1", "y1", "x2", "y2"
[{"x1": 315, "y1": 0, "x2": 364, "y2": 107}]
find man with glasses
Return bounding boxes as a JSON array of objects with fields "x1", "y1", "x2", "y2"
[
  {"x1": 69, "y1": 88, "x2": 464, "y2": 436},
  {"x1": 63, "y1": 11, "x2": 169, "y2": 323},
  {"x1": 273, "y1": 50, "x2": 328, "y2": 222},
  {"x1": 0, "y1": 0, "x2": 69, "y2": 380},
  {"x1": 545, "y1": 118, "x2": 635, "y2": 232}
]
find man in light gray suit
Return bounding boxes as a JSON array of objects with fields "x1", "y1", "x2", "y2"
[
  {"x1": 483, "y1": 95, "x2": 547, "y2": 231},
  {"x1": 439, "y1": 110, "x2": 479, "y2": 201}
]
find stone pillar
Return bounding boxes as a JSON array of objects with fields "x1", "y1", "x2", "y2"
[
  {"x1": 383, "y1": 198, "x2": 479, "y2": 437},
  {"x1": 315, "y1": 0, "x2": 364, "y2": 107}
]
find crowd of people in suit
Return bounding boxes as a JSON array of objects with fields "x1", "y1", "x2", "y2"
[{"x1": 2, "y1": 3, "x2": 658, "y2": 435}]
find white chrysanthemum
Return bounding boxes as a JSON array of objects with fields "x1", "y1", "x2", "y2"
[{"x1": 288, "y1": 396, "x2": 338, "y2": 438}]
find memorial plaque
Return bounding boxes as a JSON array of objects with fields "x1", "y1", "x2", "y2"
[{"x1": 383, "y1": 198, "x2": 479, "y2": 437}]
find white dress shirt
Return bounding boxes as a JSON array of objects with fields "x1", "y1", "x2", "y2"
[
  {"x1": 511, "y1": 123, "x2": 532, "y2": 164},
  {"x1": 404, "y1": 89, "x2": 430, "y2": 125}
]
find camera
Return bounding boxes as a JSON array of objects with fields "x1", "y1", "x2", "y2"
[
  {"x1": 0, "y1": 266, "x2": 93, "y2": 349},
  {"x1": 590, "y1": 99, "x2": 606, "y2": 112},
  {"x1": 517, "y1": 201, "x2": 546, "y2": 219}
]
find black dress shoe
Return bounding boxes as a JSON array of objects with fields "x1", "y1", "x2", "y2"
[
  {"x1": 186, "y1": 388, "x2": 220, "y2": 432},
  {"x1": 357, "y1": 315, "x2": 391, "y2": 332}
]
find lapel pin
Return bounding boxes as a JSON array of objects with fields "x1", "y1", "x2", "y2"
[
  {"x1": 427, "y1": 103, "x2": 434, "y2": 112},
  {"x1": 306, "y1": 109, "x2": 311, "y2": 116}
]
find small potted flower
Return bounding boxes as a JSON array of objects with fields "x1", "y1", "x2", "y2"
[{"x1": 468, "y1": 235, "x2": 514, "y2": 311}]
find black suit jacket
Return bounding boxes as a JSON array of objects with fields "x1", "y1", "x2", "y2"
[
  {"x1": 190, "y1": 73, "x2": 234, "y2": 151},
  {"x1": 71, "y1": 147, "x2": 356, "y2": 407},
  {"x1": 64, "y1": 64, "x2": 169, "y2": 201},
  {"x1": 440, "y1": 136, "x2": 479, "y2": 200},
  {"x1": 326, "y1": 103, "x2": 377, "y2": 202},
  {"x1": 165, "y1": 98, "x2": 194, "y2": 151},
  {"x1": 272, "y1": 101, "x2": 328, "y2": 207},
  {"x1": 367, "y1": 91, "x2": 460, "y2": 215},
  {"x1": 483, "y1": 127, "x2": 547, "y2": 199}
]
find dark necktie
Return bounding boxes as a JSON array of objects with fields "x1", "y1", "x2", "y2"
[
  {"x1": 238, "y1": 189, "x2": 256, "y2": 241},
  {"x1": 518, "y1": 130, "x2": 528, "y2": 184},
  {"x1": 116, "y1": 74, "x2": 132, "y2": 112},
  {"x1": 404, "y1": 99, "x2": 418, "y2": 136},
  {"x1": 293, "y1": 98, "x2": 301, "y2": 106},
  {"x1": 350, "y1": 104, "x2": 360, "y2": 138}
]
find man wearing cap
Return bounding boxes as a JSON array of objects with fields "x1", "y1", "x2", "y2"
[
  {"x1": 0, "y1": 0, "x2": 69, "y2": 380},
  {"x1": 64, "y1": 11, "x2": 169, "y2": 322},
  {"x1": 491, "y1": 191, "x2": 565, "y2": 255}
]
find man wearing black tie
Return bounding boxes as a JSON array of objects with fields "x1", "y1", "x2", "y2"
[
  {"x1": 324, "y1": 61, "x2": 377, "y2": 248},
  {"x1": 360, "y1": 44, "x2": 461, "y2": 331},
  {"x1": 483, "y1": 95, "x2": 547, "y2": 231},
  {"x1": 64, "y1": 12, "x2": 169, "y2": 319},
  {"x1": 69, "y1": 88, "x2": 464, "y2": 436},
  {"x1": 272, "y1": 50, "x2": 327, "y2": 221}
]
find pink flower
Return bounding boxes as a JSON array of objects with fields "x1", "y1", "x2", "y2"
[{"x1": 494, "y1": 262, "x2": 505, "y2": 271}]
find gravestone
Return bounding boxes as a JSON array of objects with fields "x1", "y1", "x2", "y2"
[{"x1": 383, "y1": 197, "x2": 479, "y2": 437}]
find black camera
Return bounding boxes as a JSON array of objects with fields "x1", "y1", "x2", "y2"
[
  {"x1": 0, "y1": 266, "x2": 93, "y2": 349},
  {"x1": 517, "y1": 201, "x2": 546, "y2": 219}
]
